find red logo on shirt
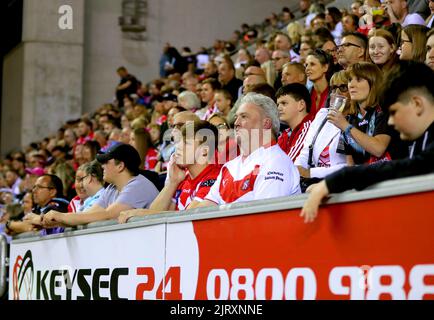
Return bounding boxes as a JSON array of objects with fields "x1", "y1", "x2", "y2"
[{"x1": 219, "y1": 165, "x2": 260, "y2": 203}]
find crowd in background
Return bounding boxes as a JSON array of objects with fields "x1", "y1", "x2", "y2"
[{"x1": 1, "y1": 0, "x2": 434, "y2": 238}]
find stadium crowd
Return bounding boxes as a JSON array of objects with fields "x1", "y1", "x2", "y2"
[{"x1": 1, "y1": 0, "x2": 434, "y2": 238}]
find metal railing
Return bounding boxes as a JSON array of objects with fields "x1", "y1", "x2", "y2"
[
  {"x1": 11, "y1": 173, "x2": 434, "y2": 243},
  {"x1": 0, "y1": 234, "x2": 8, "y2": 299}
]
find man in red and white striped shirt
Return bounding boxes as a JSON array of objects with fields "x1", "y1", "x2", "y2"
[{"x1": 276, "y1": 83, "x2": 313, "y2": 162}]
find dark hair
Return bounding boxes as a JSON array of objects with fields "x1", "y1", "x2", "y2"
[
  {"x1": 249, "y1": 83, "x2": 276, "y2": 101},
  {"x1": 201, "y1": 78, "x2": 221, "y2": 91},
  {"x1": 381, "y1": 61, "x2": 434, "y2": 110},
  {"x1": 117, "y1": 66, "x2": 127, "y2": 72},
  {"x1": 181, "y1": 120, "x2": 219, "y2": 155},
  {"x1": 326, "y1": 7, "x2": 343, "y2": 25},
  {"x1": 43, "y1": 174, "x2": 64, "y2": 198},
  {"x1": 276, "y1": 83, "x2": 312, "y2": 113},
  {"x1": 80, "y1": 118, "x2": 93, "y2": 129},
  {"x1": 307, "y1": 48, "x2": 334, "y2": 81},
  {"x1": 403, "y1": 24, "x2": 429, "y2": 63},
  {"x1": 313, "y1": 27, "x2": 334, "y2": 44},
  {"x1": 79, "y1": 160, "x2": 104, "y2": 185},
  {"x1": 343, "y1": 14, "x2": 359, "y2": 29},
  {"x1": 342, "y1": 31, "x2": 368, "y2": 49}
]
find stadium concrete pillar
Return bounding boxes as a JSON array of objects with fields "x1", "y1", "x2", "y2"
[{"x1": 1, "y1": 0, "x2": 84, "y2": 155}]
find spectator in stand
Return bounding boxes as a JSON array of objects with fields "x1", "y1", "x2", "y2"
[
  {"x1": 357, "y1": 0, "x2": 391, "y2": 35},
  {"x1": 426, "y1": 29, "x2": 434, "y2": 71},
  {"x1": 6, "y1": 174, "x2": 69, "y2": 235},
  {"x1": 305, "y1": 49, "x2": 333, "y2": 117},
  {"x1": 68, "y1": 166, "x2": 89, "y2": 213},
  {"x1": 326, "y1": 7, "x2": 344, "y2": 45},
  {"x1": 202, "y1": 62, "x2": 219, "y2": 80},
  {"x1": 286, "y1": 22, "x2": 304, "y2": 54},
  {"x1": 118, "y1": 121, "x2": 222, "y2": 222},
  {"x1": 11, "y1": 154, "x2": 26, "y2": 178},
  {"x1": 399, "y1": 24, "x2": 429, "y2": 62},
  {"x1": 294, "y1": 71, "x2": 350, "y2": 188},
  {"x1": 48, "y1": 159, "x2": 76, "y2": 200},
  {"x1": 277, "y1": 84, "x2": 313, "y2": 162},
  {"x1": 130, "y1": 127, "x2": 158, "y2": 171},
  {"x1": 165, "y1": 47, "x2": 188, "y2": 75},
  {"x1": 300, "y1": 40, "x2": 315, "y2": 65},
  {"x1": 301, "y1": 61, "x2": 434, "y2": 223},
  {"x1": 194, "y1": 93, "x2": 301, "y2": 207},
  {"x1": 255, "y1": 47, "x2": 275, "y2": 87},
  {"x1": 337, "y1": 31, "x2": 368, "y2": 70},
  {"x1": 342, "y1": 14, "x2": 360, "y2": 33},
  {"x1": 385, "y1": 0, "x2": 425, "y2": 27},
  {"x1": 311, "y1": 13, "x2": 328, "y2": 31},
  {"x1": 78, "y1": 160, "x2": 105, "y2": 212},
  {"x1": 281, "y1": 62, "x2": 307, "y2": 86},
  {"x1": 426, "y1": 0, "x2": 434, "y2": 28},
  {"x1": 243, "y1": 74, "x2": 267, "y2": 95},
  {"x1": 5, "y1": 170, "x2": 22, "y2": 196},
  {"x1": 82, "y1": 140, "x2": 100, "y2": 163},
  {"x1": 407, "y1": 0, "x2": 430, "y2": 19},
  {"x1": 278, "y1": 7, "x2": 295, "y2": 29},
  {"x1": 351, "y1": 1, "x2": 364, "y2": 18},
  {"x1": 63, "y1": 128, "x2": 77, "y2": 151},
  {"x1": 213, "y1": 89, "x2": 233, "y2": 119},
  {"x1": 178, "y1": 91, "x2": 201, "y2": 113},
  {"x1": 94, "y1": 130, "x2": 108, "y2": 150},
  {"x1": 115, "y1": 66, "x2": 140, "y2": 107},
  {"x1": 329, "y1": 62, "x2": 396, "y2": 166},
  {"x1": 167, "y1": 106, "x2": 186, "y2": 129},
  {"x1": 197, "y1": 78, "x2": 221, "y2": 120},
  {"x1": 42, "y1": 143, "x2": 159, "y2": 227},
  {"x1": 76, "y1": 118, "x2": 94, "y2": 145},
  {"x1": 156, "y1": 111, "x2": 200, "y2": 173},
  {"x1": 368, "y1": 28, "x2": 399, "y2": 73},
  {"x1": 218, "y1": 57, "x2": 243, "y2": 102},
  {"x1": 272, "y1": 50, "x2": 291, "y2": 91},
  {"x1": 299, "y1": 0, "x2": 311, "y2": 18},
  {"x1": 274, "y1": 32, "x2": 300, "y2": 63},
  {"x1": 208, "y1": 113, "x2": 239, "y2": 164}
]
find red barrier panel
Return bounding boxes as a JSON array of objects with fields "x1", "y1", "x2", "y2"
[{"x1": 192, "y1": 191, "x2": 434, "y2": 300}]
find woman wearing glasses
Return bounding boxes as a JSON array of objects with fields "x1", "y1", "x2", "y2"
[
  {"x1": 399, "y1": 24, "x2": 429, "y2": 62},
  {"x1": 305, "y1": 49, "x2": 334, "y2": 117},
  {"x1": 294, "y1": 71, "x2": 350, "y2": 188},
  {"x1": 368, "y1": 28, "x2": 399, "y2": 73},
  {"x1": 328, "y1": 62, "x2": 406, "y2": 166}
]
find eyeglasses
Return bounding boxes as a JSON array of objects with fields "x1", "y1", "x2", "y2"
[
  {"x1": 216, "y1": 123, "x2": 228, "y2": 129},
  {"x1": 172, "y1": 122, "x2": 185, "y2": 130},
  {"x1": 338, "y1": 43, "x2": 362, "y2": 50},
  {"x1": 400, "y1": 39, "x2": 412, "y2": 46},
  {"x1": 330, "y1": 84, "x2": 348, "y2": 93},
  {"x1": 76, "y1": 174, "x2": 90, "y2": 183},
  {"x1": 272, "y1": 57, "x2": 286, "y2": 61},
  {"x1": 32, "y1": 185, "x2": 54, "y2": 191}
]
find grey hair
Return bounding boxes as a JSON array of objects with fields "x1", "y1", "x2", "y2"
[
  {"x1": 239, "y1": 92, "x2": 280, "y2": 136},
  {"x1": 178, "y1": 91, "x2": 201, "y2": 110}
]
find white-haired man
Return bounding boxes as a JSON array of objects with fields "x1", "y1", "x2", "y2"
[{"x1": 196, "y1": 93, "x2": 301, "y2": 207}]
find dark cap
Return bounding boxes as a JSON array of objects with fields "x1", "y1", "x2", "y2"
[
  {"x1": 96, "y1": 143, "x2": 141, "y2": 175},
  {"x1": 162, "y1": 92, "x2": 178, "y2": 102}
]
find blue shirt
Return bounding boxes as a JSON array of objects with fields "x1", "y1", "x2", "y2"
[{"x1": 79, "y1": 187, "x2": 105, "y2": 212}]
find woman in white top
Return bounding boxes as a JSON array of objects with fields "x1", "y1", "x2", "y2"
[{"x1": 294, "y1": 71, "x2": 349, "y2": 180}]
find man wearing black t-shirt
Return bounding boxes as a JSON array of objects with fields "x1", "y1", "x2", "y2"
[{"x1": 116, "y1": 66, "x2": 140, "y2": 107}]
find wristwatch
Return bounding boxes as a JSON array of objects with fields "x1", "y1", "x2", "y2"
[{"x1": 345, "y1": 124, "x2": 354, "y2": 136}]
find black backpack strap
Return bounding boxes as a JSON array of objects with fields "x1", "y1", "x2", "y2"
[{"x1": 308, "y1": 117, "x2": 328, "y2": 168}]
